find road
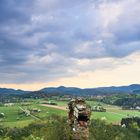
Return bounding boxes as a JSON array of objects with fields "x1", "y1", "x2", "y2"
[{"x1": 40, "y1": 104, "x2": 67, "y2": 111}]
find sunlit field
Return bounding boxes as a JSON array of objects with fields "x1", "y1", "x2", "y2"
[{"x1": 0, "y1": 99, "x2": 140, "y2": 128}]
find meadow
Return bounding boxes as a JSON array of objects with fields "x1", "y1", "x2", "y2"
[{"x1": 0, "y1": 99, "x2": 140, "y2": 128}]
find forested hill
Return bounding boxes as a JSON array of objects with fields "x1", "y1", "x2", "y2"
[
  {"x1": 0, "y1": 88, "x2": 28, "y2": 95},
  {"x1": 40, "y1": 84, "x2": 140, "y2": 95},
  {"x1": 0, "y1": 84, "x2": 140, "y2": 97}
]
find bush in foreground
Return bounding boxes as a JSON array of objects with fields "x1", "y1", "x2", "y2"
[{"x1": 0, "y1": 115, "x2": 139, "y2": 140}]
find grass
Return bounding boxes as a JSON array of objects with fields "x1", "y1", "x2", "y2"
[
  {"x1": 46, "y1": 100, "x2": 140, "y2": 123},
  {"x1": 35, "y1": 105, "x2": 67, "y2": 118},
  {"x1": 3, "y1": 119, "x2": 34, "y2": 127},
  {"x1": 0, "y1": 102, "x2": 66, "y2": 128},
  {"x1": 0, "y1": 105, "x2": 33, "y2": 127},
  {"x1": 0, "y1": 100, "x2": 140, "y2": 127}
]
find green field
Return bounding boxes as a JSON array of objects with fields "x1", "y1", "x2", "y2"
[
  {"x1": 49, "y1": 100, "x2": 140, "y2": 123},
  {"x1": 0, "y1": 102, "x2": 66, "y2": 127},
  {"x1": 0, "y1": 100, "x2": 140, "y2": 128}
]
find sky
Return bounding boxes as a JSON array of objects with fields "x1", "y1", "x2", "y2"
[{"x1": 0, "y1": 0, "x2": 140, "y2": 90}]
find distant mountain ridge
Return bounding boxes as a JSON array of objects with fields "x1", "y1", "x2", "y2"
[
  {"x1": 0, "y1": 84, "x2": 140, "y2": 96},
  {"x1": 40, "y1": 84, "x2": 140, "y2": 95},
  {"x1": 0, "y1": 88, "x2": 28, "y2": 95}
]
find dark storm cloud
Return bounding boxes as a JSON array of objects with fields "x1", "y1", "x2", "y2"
[
  {"x1": 0, "y1": 0, "x2": 140, "y2": 83},
  {"x1": 0, "y1": 0, "x2": 33, "y2": 24}
]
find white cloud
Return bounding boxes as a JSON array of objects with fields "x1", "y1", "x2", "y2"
[{"x1": 0, "y1": 0, "x2": 140, "y2": 85}]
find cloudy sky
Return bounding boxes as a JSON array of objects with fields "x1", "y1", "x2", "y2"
[{"x1": 0, "y1": 0, "x2": 140, "y2": 90}]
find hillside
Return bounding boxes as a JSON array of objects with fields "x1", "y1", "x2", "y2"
[
  {"x1": 0, "y1": 88, "x2": 28, "y2": 95},
  {"x1": 1, "y1": 84, "x2": 140, "y2": 98},
  {"x1": 40, "y1": 84, "x2": 140, "y2": 95}
]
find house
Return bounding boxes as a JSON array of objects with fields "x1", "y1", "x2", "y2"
[{"x1": 4, "y1": 103, "x2": 14, "y2": 106}]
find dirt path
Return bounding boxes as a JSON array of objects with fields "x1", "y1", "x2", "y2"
[{"x1": 40, "y1": 104, "x2": 68, "y2": 111}]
